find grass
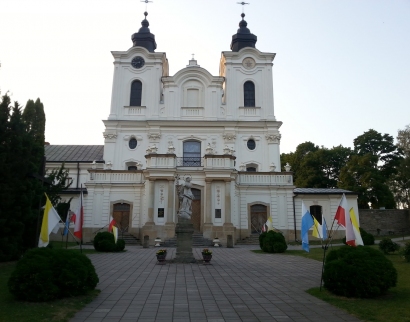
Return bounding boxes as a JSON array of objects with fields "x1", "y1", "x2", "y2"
[
  {"x1": 287, "y1": 245, "x2": 410, "y2": 322},
  {"x1": 0, "y1": 261, "x2": 99, "y2": 322}
]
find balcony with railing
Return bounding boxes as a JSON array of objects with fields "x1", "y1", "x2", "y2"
[
  {"x1": 237, "y1": 172, "x2": 293, "y2": 186},
  {"x1": 176, "y1": 157, "x2": 204, "y2": 167},
  {"x1": 88, "y1": 170, "x2": 144, "y2": 184}
]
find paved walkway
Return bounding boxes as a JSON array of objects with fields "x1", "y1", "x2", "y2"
[{"x1": 71, "y1": 245, "x2": 362, "y2": 322}]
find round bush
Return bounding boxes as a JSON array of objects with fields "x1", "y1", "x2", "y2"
[
  {"x1": 259, "y1": 232, "x2": 268, "y2": 249},
  {"x1": 93, "y1": 232, "x2": 117, "y2": 252},
  {"x1": 8, "y1": 248, "x2": 98, "y2": 302},
  {"x1": 261, "y1": 231, "x2": 287, "y2": 253},
  {"x1": 400, "y1": 241, "x2": 410, "y2": 262},
  {"x1": 379, "y1": 238, "x2": 400, "y2": 254},
  {"x1": 116, "y1": 239, "x2": 125, "y2": 251},
  {"x1": 323, "y1": 246, "x2": 397, "y2": 298}
]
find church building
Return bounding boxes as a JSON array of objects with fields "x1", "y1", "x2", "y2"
[{"x1": 45, "y1": 10, "x2": 359, "y2": 245}]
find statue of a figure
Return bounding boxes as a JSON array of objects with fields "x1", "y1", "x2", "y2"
[{"x1": 176, "y1": 176, "x2": 194, "y2": 219}]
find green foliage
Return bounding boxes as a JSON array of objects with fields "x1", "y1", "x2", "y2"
[
  {"x1": 93, "y1": 232, "x2": 124, "y2": 252},
  {"x1": 259, "y1": 232, "x2": 267, "y2": 249},
  {"x1": 261, "y1": 231, "x2": 287, "y2": 253},
  {"x1": 399, "y1": 241, "x2": 410, "y2": 262},
  {"x1": 0, "y1": 95, "x2": 45, "y2": 261},
  {"x1": 323, "y1": 246, "x2": 397, "y2": 298},
  {"x1": 360, "y1": 228, "x2": 375, "y2": 245},
  {"x1": 45, "y1": 163, "x2": 73, "y2": 208},
  {"x1": 339, "y1": 129, "x2": 402, "y2": 209},
  {"x1": 281, "y1": 142, "x2": 352, "y2": 189},
  {"x1": 116, "y1": 239, "x2": 125, "y2": 251},
  {"x1": 8, "y1": 248, "x2": 98, "y2": 302},
  {"x1": 379, "y1": 238, "x2": 400, "y2": 254}
]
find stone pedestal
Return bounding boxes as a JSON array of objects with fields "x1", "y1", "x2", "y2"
[
  {"x1": 227, "y1": 235, "x2": 233, "y2": 248},
  {"x1": 173, "y1": 218, "x2": 196, "y2": 263},
  {"x1": 143, "y1": 235, "x2": 149, "y2": 248}
]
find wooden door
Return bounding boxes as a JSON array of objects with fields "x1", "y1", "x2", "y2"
[
  {"x1": 250, "y1": 204, "x2": 267, "y2": 233},
  {"x1": 191, "y1": 188, "x2": 201, "y2": 232},
  {"x1": 113, "y1": 203, "x2": 130, "y2": 232}
]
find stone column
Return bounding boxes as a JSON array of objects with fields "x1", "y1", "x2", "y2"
[
  {"x1": 141, "y1": 179, "x2": 156, "y2": 244},
  {"x1": 223, "y1": 179, "x2": 235, "y2": 245},
  {"x1": 202, "y1": 179, "x2": 213, "y2": 239},
  {"x1": 165, "y1": 178, "x2": 176, "y2": 238}
]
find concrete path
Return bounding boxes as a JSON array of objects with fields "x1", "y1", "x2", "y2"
[{"x1": 71, "y1": 245, "x2": 362, "y2": 322}]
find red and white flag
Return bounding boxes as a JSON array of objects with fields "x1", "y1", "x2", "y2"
[
  {"x1": 335, "y1": 194, "x2": 356, "y2": 246},
  {"x1": 73, "y1": 190, "x2": 83, "y2": 239},
  {"x1": 108, "y1": 216, "x2": 116, "y2": 232}
]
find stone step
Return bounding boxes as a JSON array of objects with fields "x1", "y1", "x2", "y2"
[{"x1": 236, "y1": 234, "x2": 261, "y2": 245}]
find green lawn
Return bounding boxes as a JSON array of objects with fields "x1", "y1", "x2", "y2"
[
  {"x1": 0, "y1": 261, "x2": 99, "y2": 322},
  {"x1": 284, "y1": 245, "x2": 410, "y2": 322}
]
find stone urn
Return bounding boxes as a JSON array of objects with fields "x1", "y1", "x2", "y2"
[
  {"x1": 156, "y1": 250, "x2": 167, "y2": 264},
  {"x1": 154, "y1": 237, "x2": 161, "y2": 247},
  {"x1": 202, "y1": 249, "x2": 212, "y2": 264}
]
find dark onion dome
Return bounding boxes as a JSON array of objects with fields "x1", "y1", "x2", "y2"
[
  {"x1": 131, "y1": 11, "x2": 157, "y2": 52},
  {"x1": 230, "y1": 13, "x2": 257, "y2": 52}
]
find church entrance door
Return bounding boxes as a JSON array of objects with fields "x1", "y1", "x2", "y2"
[
  {"x1": 113, "y1": 203, "x2": 131, "y2": 232},
  {"x1": 191, "y1": 188, "x2": 201, "y2": 232},
  {"x1": 250, "y1": 204, "x2": 267, "y2": 233}
]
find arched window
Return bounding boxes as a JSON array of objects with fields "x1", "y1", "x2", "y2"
[
  {"x1": 183, "y1": 140, "x2": 201, "y2": 166},
  {"x1": 244, "y1": 81, "x2": 255, "y2": 107},
  {"x1": 310, "y1": 205, "x2": 322, "y2": 224},
  {"x1": 130, "y1": 80, "x2": 142, "y2": 106}
]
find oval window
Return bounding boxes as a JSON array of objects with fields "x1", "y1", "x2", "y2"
[
  {"x1": 129, "y1": 138, "x2": 137, "y2": 149},
  {"x1": 247, "y1": 139, "x2": 256, "y2": 150}
]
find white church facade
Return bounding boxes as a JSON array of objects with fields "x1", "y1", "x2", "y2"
[{"x1": 45, "y1": 11, "x2": 359, "y2": 245}]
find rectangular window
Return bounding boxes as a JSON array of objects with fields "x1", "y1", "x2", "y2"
[
  {"x1": 158, "y1": 208, "x2": 164, "y2": 218},
  {"x1": 215, "y1": 209, "x2": 221, "y2": 219}
]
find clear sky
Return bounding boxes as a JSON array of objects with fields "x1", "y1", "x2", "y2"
[{"x1": 1, "y1": 0, "x2": 409, "y2": 153}]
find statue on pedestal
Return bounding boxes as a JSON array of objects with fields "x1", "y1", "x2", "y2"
[{"x1": 176, "y1": 175, "x2": 194, "y2": 220}]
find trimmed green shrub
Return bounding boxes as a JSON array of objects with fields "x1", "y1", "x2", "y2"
[
  {"x1": 93, "y1": 232, "x2": 126, "y2": 252},
  {"x1": 400, "y1": 241, "x2": 410, "y2": 262},
  {"x1": 379, "y1": 238, "x2": 400, "y2": 254},
  {"x1": 360, "y1": 228, "x2": 375, "y2": 245},
  {"x1": 261, "y1": 231, "x2": 287, "y2": 253},
  {"x1": 259, "y1": 232, "x2": 268, "y2": 249},
  {"x1": 342, "y1": 227, "x2": 375, "y2": 245},
  {"x1": 8, "y1": 248, "x2": 98, "y2": 302},
  {"x1": 323, "y1": 246, "x2": 397, "y2": 298},
  {"x1": 116, "y1": 239, "x2": 125, "y2": 251}
]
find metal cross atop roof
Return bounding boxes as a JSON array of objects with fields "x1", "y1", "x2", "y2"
[
  {"x1": 237, "y1": 2, "x2": 250, "y2": 13},
  {"x1": 141, "y1": 0, "x2": 153, "y2": 11}
]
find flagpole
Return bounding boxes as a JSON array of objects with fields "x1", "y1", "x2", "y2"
[
  {"x1": 79, "y1": 184, "x2": 83, "y2": 254},
  {"x1": 65, "y1": 210, "x2": 70, "y2": 249}
]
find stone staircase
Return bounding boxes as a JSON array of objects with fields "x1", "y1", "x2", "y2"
[
  {"x1": 162, "y1": 232, "x2": 213, "y2": 247},
  {"x1": 117, "y1": 232, "x2": 141, "y2": 245},
  {"x1": 236, "y1": 233, "x2": 261, "y2": 245}
]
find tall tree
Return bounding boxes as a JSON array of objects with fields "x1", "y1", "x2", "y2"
[
  {"x1": 0, "y1": 95, "x2": 47, "y2": 261},
  {"x1": 397, "y1": 124, "x2": 410, "y2": 158},
  {"x1": 339, "y1": 129, "x2": 401, "y2": 209}
]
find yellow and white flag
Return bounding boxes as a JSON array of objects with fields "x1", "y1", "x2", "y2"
[
  {"x1": 38, "y1": 194, "x2": 61, "y2": 247},
  {"x1": 349, "y1": 208, "x2": 364, "y2": 246},
  {"x1": 112, "y1": 225, "x2": 118, "y2": 243},
  {"x1": 265, "y1": 216, "x2": 273, "y2": 231}
]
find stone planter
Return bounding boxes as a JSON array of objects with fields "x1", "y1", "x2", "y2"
[
  {"x1": 156, "y1": 254, "x2": 166, "y2": 264},
  {"x1": 213, "y1": 238, "x2": 220, "y2": 247},
  {"x1": 202, "y1": 254, "x2": 212, "y2": 264},
  {"x1": 154, "y1": 238, "x2": 161, "y2": 247}
]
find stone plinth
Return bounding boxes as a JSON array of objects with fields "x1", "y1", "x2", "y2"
[{"x1": 173, "y1": 217, "x2": 196, "y2": 263}]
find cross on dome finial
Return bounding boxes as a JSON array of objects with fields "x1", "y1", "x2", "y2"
[
  {"x1": 237, "y1": 2, "x2": 249, "y2": 14},
  {"x1": 141, "y1": 0, "x2": 153, "y2": 11},
  {"x1": 192, "y1": 53, "x2": 195, "y2": 60}
]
